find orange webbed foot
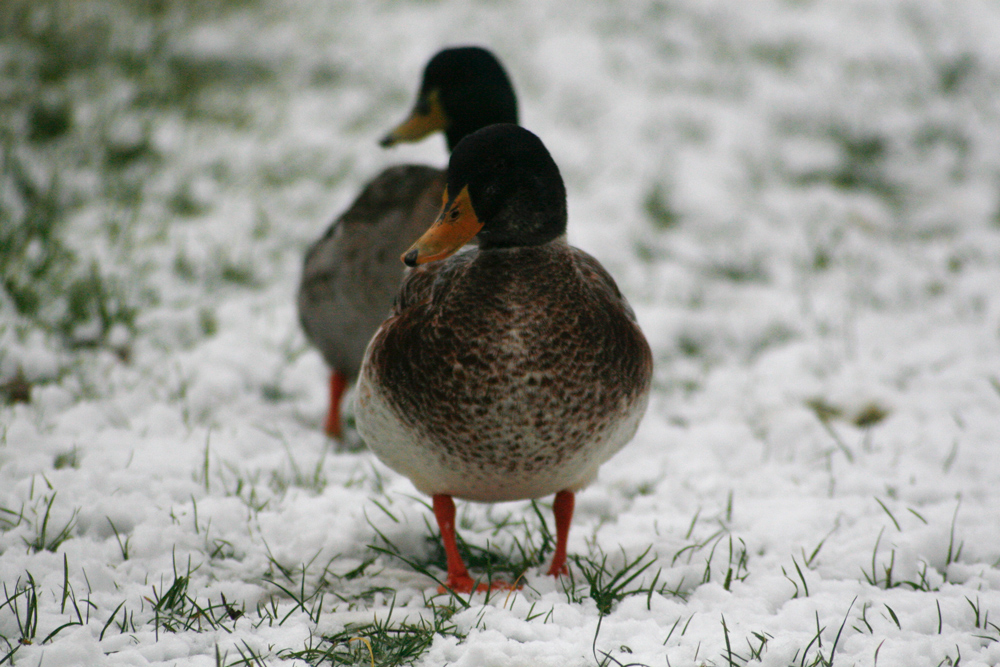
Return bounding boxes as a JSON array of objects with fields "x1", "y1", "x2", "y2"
[
  {"x1": 431, "y1": 495, "x2": 526, "y2": 595},
  {"x1": 546, "y1": 561, "x2": 569, "y2": 577}
]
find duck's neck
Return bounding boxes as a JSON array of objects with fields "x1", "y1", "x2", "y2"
[{"x1": 477, "y1": 233, "x2": 568, "y2": 252}]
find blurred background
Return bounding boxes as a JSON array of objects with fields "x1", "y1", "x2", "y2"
[
  {"x1": 3, "y1": 0, "x2": 999, "y2": 384},
  {"x1": 2, "y1": 1, "x2": 1000, "y2": 663},
  {"x1": 3, "y1": 0, "x2": 999, "y2": 367}
]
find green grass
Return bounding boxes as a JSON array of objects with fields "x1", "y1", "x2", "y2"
[
  {"x1": 0, "y1": 571, "x2": 85, "y2": 663},
  {"x1": 0, "y1": 474, "x2": 994, "y2": 667},
  {"x1": 0, "y1": 506, "x2": 24, "y2": 533},
  {"x1": 0, "y1": 0, "x2": 280, "y2": 367},
  {"x1": 365, "y1": 498, "x2": 558, "y2": 603},
  {"x1": 168, "y1": 180, "x2": 211, "y2": 217},
  {"x1": 0, "y1": 369, "x2": 32, "y2": 405},
  {"x1": 1, "y1": 120, "x2": 137, "y2": 353},
  {"x1": 0, "y1": 2, "x2": 142, "y2": 350},
  {"x1": 791, "y1": 127, "x2": 902, "y2": 209},
  {"x1": 18, "y1": 482, "x2": 79, "y2": 554},
  {"x1": 706, "y1": 258, "x2": 769, "y2": 284},
  {"x1": 564, "y1": 546, "x2": 666, "y2": 616},
  {"x1": 276, "y1": 597, "x2": 466, "y2": 667},
  {"x1": 792, "y1": 604, "x2": 853, "y2": 667},
  {"x1": 261, "y1": 550, "x2": 330, "y2": 625},
  {"x1": 643, "y1": 183, "x2": 679, "y2": 230}
]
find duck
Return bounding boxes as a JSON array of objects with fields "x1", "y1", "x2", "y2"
[
  {"x1": 298, "y1": 46, "x2": 518, "y2": 439},
  {"x1": 355, "y1": 124, "x2": 653, "y2": 593}
]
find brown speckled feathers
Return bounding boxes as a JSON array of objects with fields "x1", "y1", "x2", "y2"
[{"x1": 369, "y1": 243, "x2": 651, "y2": 476}]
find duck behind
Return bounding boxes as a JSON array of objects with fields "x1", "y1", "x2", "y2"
[{"x1": 297, "y1": 47, "x2": 518, "y2": 439}]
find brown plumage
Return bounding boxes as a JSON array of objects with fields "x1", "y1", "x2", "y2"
[
  {"x1": 355, "y1": 124, "x2": 653, "y2": 592},
  {"x1": 363, "y1": 245, "x2": 651, "y2": 501}
]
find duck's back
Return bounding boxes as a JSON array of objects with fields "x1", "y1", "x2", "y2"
[
  {"x1": 298, "y1": 165, "x2": 445, "y2": 379},
  {"x1": 358, "y1": 242, "x2": 652, "y2": 502}
]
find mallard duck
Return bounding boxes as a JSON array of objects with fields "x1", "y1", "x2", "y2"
[
  {"x1": 355, "y1": 124, "x2": 653, "y2": 593},
  {"x1": 298, "y1": 47, "x2": 518, "y2": 438}
]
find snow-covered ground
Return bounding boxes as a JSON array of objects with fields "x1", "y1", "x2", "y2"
[{"x1": 2, "y1": 0, "x2": 1000, "y2": 665}]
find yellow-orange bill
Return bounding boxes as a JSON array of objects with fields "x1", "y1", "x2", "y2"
[
  {"x1": 380, "y1": 90, "x2": 447, "y2": 147},
  {"x1": 402, "y1": 186, "x2": 482, "y2": 266}
]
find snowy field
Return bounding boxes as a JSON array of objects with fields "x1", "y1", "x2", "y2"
[{"x1": 2, "y1": 0, "x2": 1000, "y2": 665}]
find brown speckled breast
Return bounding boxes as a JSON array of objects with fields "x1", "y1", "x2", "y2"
[
  {"x1": 356, "y1": 241, "x2": 653, "y2": 502},
  {"x1": 298, "y1": 165, "x2": 445, "y2": 380}
]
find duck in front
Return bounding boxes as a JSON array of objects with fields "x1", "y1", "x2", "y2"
[
  {"x1": 355, "y1": 124, "x2": 653, "y2": 592},
  {"x1": 297, "y1": 46, "x2": 518, "y2": 440}
]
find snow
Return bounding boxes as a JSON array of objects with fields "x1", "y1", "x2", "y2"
[{"x1": 2, "y1": 0, "x2": 1000, "y2": 665}]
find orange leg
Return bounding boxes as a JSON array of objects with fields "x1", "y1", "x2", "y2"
[
  {"x1": 323, "y1": 371, "x2": 348, "y2": 438},
  {"x1": 432, "y1": 495, "x2": 509, "y2": 593},
  {"x1": 546, "y1": 490, "x2": 574, "y2": 576}
]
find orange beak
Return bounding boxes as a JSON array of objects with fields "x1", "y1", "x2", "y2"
[
  {"x1": 380, "y1": 90, "x2": 447, "y2": 147},
  {"x1": 402, "y1": 186, "x2": 482, "y2": 266}
]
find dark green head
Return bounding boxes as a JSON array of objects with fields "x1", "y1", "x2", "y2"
[
  {"x1": 381, "y1": 46, "x2": 519, "y2": 152},
  {"x1": 402, "y1": 124, "x2": 566, "y2": 267},
  {"x1": 450, "y1": 124, "x2": 566, "y2": 249}
]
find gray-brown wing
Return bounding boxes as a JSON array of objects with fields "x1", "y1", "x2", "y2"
[{"x1": 297, "y1": 164, "x2": 445, "y2": 378}]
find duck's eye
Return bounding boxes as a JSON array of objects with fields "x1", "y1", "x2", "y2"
[{"x1": 449, "y1": 207, "x2": 461, "y2": 220}]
